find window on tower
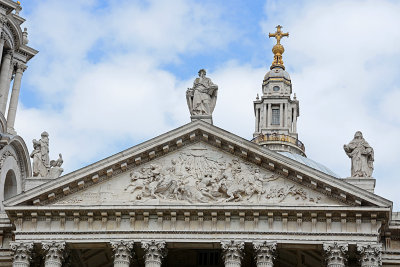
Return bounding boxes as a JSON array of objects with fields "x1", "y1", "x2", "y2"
[
  {"x1": 272, "y1": 108, "x2": 280, "y2": 125},
  {"x1": 273, "y1": 86, "x2": 280, "y2": 91}
]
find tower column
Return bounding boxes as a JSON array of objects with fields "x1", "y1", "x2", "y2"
[
  {"x1": 221, "y1": 241, "x2": 244, "y2": 267},
  {"x1": 42, "y1": 242, "x2": 66, "y2": 267},
  {"x1": 255, "y1": 107, "x2": 260, "y2": 133},
  {"x1": 0, "y1": 50, "x2": 12, "y2": 114},
  {"x1": 253, "y1": 241, "x2": 277, "y2": 267},
  {"x1": 111, "y1": 241, "x2": 134, "y2": 267},
  {"x1": 267, "y1": 103, "x2": 272, "y2": 128},
  {"x1": 357, "y1": 244, "x2": 382, "y2": 267},
  {"x1": 279, "y1": 103, "x2": 283, "y2": 127},
  {"x1": 293, "y1": 107, "x2": 297, "y2": 133},
  {"x1": 141, "y1": 240, "x2": 167, "y2": 267},
  {"x1": 323, "y1": 242, "x2": 348, "y2": 267},
  {"x1": 10, "y1": 242, "x2": 33, "y2": 267},
  {"x1": 7, "y1": 62, "x2": 27, "y2": 134}
]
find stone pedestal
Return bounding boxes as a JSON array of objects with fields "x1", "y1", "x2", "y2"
[
  {"x1": 111, "y1": 241, "x2": 134, "y2": 267},
  {"x1": 25, "y1": 177, "x2": 55, "y2": 191},
  {"x1": 357, "y1": 244, "x2": 382, "y2": 267},
  {"x1": 42, "y1": 242, "x2": 65, "y2": 267},
  {"x1": 141, "y1": 241, "x2": 166, "y2": 267},
  {"x1": 221, "y1": 241, "x2": 244, "y2": 267},
  {"x1": 323, "y1": 242, "x2": 348, "y2": 267},
  {"x1": 253, "y1": 241, "x2": 277, "y2": 267},
  {"x1": 343, "y1": 177, "x2": 375, "y2": 193},
  {"x1": 10, "y1": 242, "x2": 33, "y2": 267},
  {"x1": 191, "y1": 115, "x2": 213, "y2": 124}
]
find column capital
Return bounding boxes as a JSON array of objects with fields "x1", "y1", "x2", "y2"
[
  {"x1": 323, "y1": 242, "x2": 348, "y2": 267},
  {"x1": 253, "y1": 241, "x2": 277, "y2": 266},
  {"x1": 15, "y1": 62, "x2": 27, "y2": 73},
  {"x1": 110, "y1": 240, "x2": 134, "y2": 266},
  {"x1": 357, "y1": 243, "x2": 382, "y2": 267},
  {"x1": 5, "y1": 49, "x2": 13, "y2": 57},
  {"x1": 141, "y1": 240, "x2": 167, "y2": 265},
  {"x1": 42, "y1": 241, "x2": 66, "y2": 266},
  {"x1": 0, "y1": 15, "x2": 7, "y2": 26},
  {"x1": 221, "y1": 240, "x2": 244, "y2": 266},
  {"x1": 10, "y1": 241, "x2": 34, "y2": 266}
]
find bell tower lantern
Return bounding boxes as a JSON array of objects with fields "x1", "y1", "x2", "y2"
[{"x1": 252, "y1": 25, "x2": 305, "y2": 156}]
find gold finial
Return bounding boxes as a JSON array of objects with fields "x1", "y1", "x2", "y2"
[
  {"x1": 16, "y1": 1, "x2": 20, "y2": 5},
  {"x1": 268, "y1": 25, "x2": 289, "y2": 69}
]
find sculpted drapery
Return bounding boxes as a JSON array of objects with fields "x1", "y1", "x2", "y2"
[{"x1": 344, "y1": 131, "x2": 374, "y2": 177}]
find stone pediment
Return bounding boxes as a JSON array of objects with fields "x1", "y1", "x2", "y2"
[
  {"x1": 4, "y1": 120, "x2": 392, "y2": 209},
  {"x1": 52, "y1": 143, "x2": 341, "y2": 206}
]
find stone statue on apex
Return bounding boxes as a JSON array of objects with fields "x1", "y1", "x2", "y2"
[
  {"x1": 344, "y1": 131, "x2": 374, "y2": 178},
  {"x1": 186, "y1": 69, "x2": 218, "y2": 117}
]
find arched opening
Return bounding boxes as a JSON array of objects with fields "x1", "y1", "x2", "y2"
[{"x1": 4, "y1": 169, "x2": 17, "y2": 200}]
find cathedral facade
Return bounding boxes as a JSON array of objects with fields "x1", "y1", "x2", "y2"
[{"x1": 0, "y1": 1, "x2": 399, "y2": 266}]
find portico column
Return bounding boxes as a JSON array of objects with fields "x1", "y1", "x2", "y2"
[
  {"x1": 253, "y1": 241, "x2": 277, "y2": 267},
  {"x1": 10, "y1": 242, "x2": 33, "y2": 267},
  {"x1": 42, "y1": 242, "x2": 66, "y2": 267},
  {"x1": 357, "y1": 244, "x2": 382, "y2": 267},
  {"x1": 221, "y1": 241, "x2": 244, "y2": 267},
  {"x1": 7, "y1": 62, "x2": 27, "y2": 134},
  {"x1": 0, "y1": 50, "x2": 12, "y2": 114},
  {"x1": 323, "y1": 242, "x2": 348, "y2": 267},
  {"x1": 111, "y1": 241, "x2": 134, "y2": 267},
  {"x1": 141, "y1": 240, "x2": 167, "y2": 267}
]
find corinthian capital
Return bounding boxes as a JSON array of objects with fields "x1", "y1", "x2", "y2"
[
  {"x1": 15, "y1": 62, "x2": 27, "y2": 73},
  {"x1": 10, "y1": 242, "x2": 34, "y2": 266},
  {"x1": 110, "y1": 240, "x2": 134, "y2": 266},
  {"x1": 42, "y1": 242, "x2": 66, "y2": 266},
  {"x1": 221, "y1": 240, "x2": 244, "y2": 266},
  {"x1": 141, "y1": 240, "x2": 166, "y2": 265},
  {"x1": 253, "y1": 241, "x2": 277, "y2": 266},
  {"x1": 357, "y1": 243, "x2": 382, "y2": 267},
  {"x1": 323, "y1": 242, "x2": 348, "y2": 267}
]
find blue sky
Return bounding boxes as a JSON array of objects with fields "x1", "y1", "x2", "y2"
[{"x1": 13, "y1": 0, "x2": 400, "y2": 209}]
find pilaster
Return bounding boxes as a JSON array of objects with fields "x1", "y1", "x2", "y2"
[
  {"x1": 357, "y1": 243, "x2": 382, "y2": 267},
  {"x1": 0, "y1": 50, "x2": 12, "y2": 114},
  {"x1": 253, "y1": 241, "x2": 277, "y2": 267},
  {"x1": 7, "y1": 62, "x2": 27, "y2": 134},
  {"x1": 323, "y1": 242, "x2": 348, "y2": 267},
  {"x1": 111, "y1": 240, "x2": 134, "y2": 267},
  {"x1": 141, "y1": 240, "x2": 166, "y2": 267},
  {"x1": 42, "y1": 242, "x2": 66, "y2": 267},
  {"x1": 10, "y1": 242, "x2": 33, "y2": 267},
  {"x1": 221, "y1": 240, "x2": 244, "y2": 267}
]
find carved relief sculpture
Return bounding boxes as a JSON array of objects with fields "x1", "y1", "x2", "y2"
[
  {"x1": 186, "y1": 69, "x2": 218, "y2": 116},
  {"x1": 30, "y1": 131, "x2": 64, "y2": 179},
  {"x1": 344, "y1": 131, "x2": 374, "y2": 177}
]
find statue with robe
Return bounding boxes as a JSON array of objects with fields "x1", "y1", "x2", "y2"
[
  {"x1": 186, "y1": 69, "x2": 218, "y2": 116},
  {"x1": 343, "y1": 131, "x2": 374, "y2": 177}
]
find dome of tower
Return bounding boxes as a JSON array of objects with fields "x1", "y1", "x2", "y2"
[{"x1": 264, "y1": 67, "x2": 291, "y2": 81}]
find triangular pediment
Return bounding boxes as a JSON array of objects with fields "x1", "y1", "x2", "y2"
[{"x1": 4, "y1": 120, "x2": 392, "y2": 209}]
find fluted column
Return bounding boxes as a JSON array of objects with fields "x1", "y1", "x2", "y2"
[
  {"x1": 111, "y1": 241, "x2": 134, "y2": 267},
  {"x1": 357, "y1": 244, "x2": 382, "y2": 267},
  {"x1": 141, "y1": 240, "x2": 166, "y2": 267},
  {"x1": 10, "y1": 242, "x2": 33, "y2": 267},
  {"x1": 221, "y1": 241, "x2": 244, "y2": 267},
  {"x1": 323, "y1": 242, "x2": 348, "y2": 267},
  {"x1": 0, "y1": 50, "x2": 12, "y2": 114},
  {"x1": 42, "y1": 242, "x2": 66, "y2": 267},
  {"x1": 253, "y1": 241, "x2": 277, "y2": 267},
  {"x1": 7, "y1": 62, "x2": 27, "y2": 134}
]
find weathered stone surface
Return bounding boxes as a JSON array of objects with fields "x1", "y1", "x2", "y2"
[{"x1": 344, "y1": 131, "x2": 374, "y2": 178}]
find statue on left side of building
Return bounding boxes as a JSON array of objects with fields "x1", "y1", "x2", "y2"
[{"x1": 30, "y1": 131, "x2": 64, "y2": 179}]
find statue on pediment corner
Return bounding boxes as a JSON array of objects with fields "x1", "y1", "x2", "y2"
[
  {"x1": 30, "y1": 131, "x2": 64, "y2": 179},
  {"x1": 344, "y1": 131, "x2": 374, "y2": 178}
]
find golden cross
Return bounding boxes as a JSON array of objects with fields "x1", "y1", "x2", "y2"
[{"x1": 268, "y1": 25, "x2": 289, "y2": 45}]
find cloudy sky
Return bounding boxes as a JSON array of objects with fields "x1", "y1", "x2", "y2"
[{"x1": 14, "y1": 0, "x2": 400, "y2": 209}]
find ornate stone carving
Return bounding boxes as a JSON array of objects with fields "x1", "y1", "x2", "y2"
[
  {"x1": 55, "y1": 144, "x2": 340, "y2": 206},
  {"x1": 141, "y1": 241, "x2": 166, "y2": 267},
  {"x1": 357, "y1": 243, "x2": 382, "y2": 267},
  {"x1": 186, "y1": 69, "x2": 218, "y2": 117},
  {"x1": 323, "y1": 242, "x2": 348, "y2": 267},
  {"x1": 253, "y1": 241, "x2": 277, "y2": 267},
  {"x1": 42, "y1": 242, "x2": 66, "y2": 267},
  {"x1": 30, "y1": 131, "x2": 63, "y2": 178},
  {"x1": 221, "y1": 241, "x2": 244, "y2": 267},
  {"x1": 10, "y1": 241, "x2": 33, "y2": 267},
  {"x1": 110, "y1": 241, "x2": 134, "y2": 267},
  {"x1": 344, "y1": 131, "x2": 374, "y2": 177}
]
